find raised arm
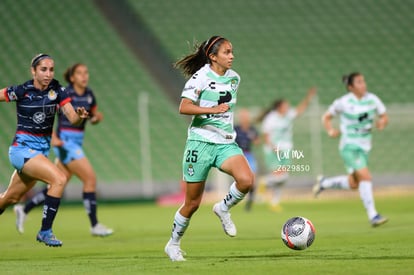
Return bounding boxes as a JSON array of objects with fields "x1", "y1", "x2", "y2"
[
  {"x1": 60, "y1": 102, "x2": 89, "y2": 125},
  {"x1": 179, "y1": 97, "x2": 229, "y2": 115},
  {"x1": 295, "y1": 87, "x2": 317, "y2": 116}
]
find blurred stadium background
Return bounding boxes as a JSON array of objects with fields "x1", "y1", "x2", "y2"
[{"x1": 0, "y1": 0, "x2": 412, "y2": 201}]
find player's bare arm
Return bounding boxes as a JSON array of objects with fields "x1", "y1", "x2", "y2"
[
  {"x1": 322, "y1": 111, "x2": 340, "y2": 138},
  {"x1": 179, "y1": 97, "x2": 229, "y2": 115},
  {"x1": 0, "y1": 88, "x2": 7, "y2": 102},
  {"x1": 376, "y1": 113, "x2": 388, "y2": 130},
  {"x1": 61, "y1": 103, "x2": 89, "y2": 125},
  {"x1": 90, "y1": 108, "x2": 103, "y2": 125},
  {"x1": 296, "y1": 87, "x2": 317, "y2": 116}
]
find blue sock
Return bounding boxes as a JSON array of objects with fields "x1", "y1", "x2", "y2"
[
  {"x1": 41, "y1": 195, "x2": 61, "y2": 231},
  {"x1": 83, "y1": 192, "x2": 98, "y2": 227},
  {"x1": 24, "y1": 188, "x2": 47, "y2": 214}
]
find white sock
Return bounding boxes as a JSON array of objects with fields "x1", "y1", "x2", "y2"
[
  {"x1": 266, "y1": 173, "x2": 288, "y2": 187},
  {"x1": 320, "y1": 175, "x2": 350, "y2": 190},
  {"x1": 170, "y1": 210, "x2": 190, "y2": 244},
  {"x1": 220, "y1": 182, "x2": 246, "y2": 211},
  {"x1": 359, "y1": 181, "x2": 378, "y2": 220},
  {"x1": 271, "y1": 184, "x2": 283, "y2": 205}
]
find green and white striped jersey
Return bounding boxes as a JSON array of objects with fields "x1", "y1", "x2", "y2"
[
  {"x1": 328, "y1": 92, "x2": 386, "y2": 152},
  {"x1": 262, "y1": 109, "x2": 297, "y2": 152},
  {"x1": 181, "y1": 64, "x2": 240, "y2": 144}
]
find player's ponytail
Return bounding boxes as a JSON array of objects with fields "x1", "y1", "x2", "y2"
[
  {"x1": 342, "y1": 72, "x2": 361, "y2": 88},
  {"x1": 174, "y1": 36, "x2": 227, "y2": 77},
  {"x1": 257, "y1": 99, "x2": 286, "y2": 122},
  {"x1": 64, "y1": 63, "x2": 84, "y2": 84}
]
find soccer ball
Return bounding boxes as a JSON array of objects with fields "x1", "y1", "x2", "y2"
[{"x1": 281, "y1": 216, "x2": 315, "y2": 250}]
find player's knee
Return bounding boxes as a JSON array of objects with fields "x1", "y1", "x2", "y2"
[
  {"x1": 83, "y1": 177, "x2": 97, "y2": 191},
  {"x1": 349, "y1": 182, "x2": 359, "y2": 190},
  {"x1": 236, "y1": 171, "x2": 254, "y2": 191},
  {"x1": 246, "y1": 170, "x2": 256, "y2": 185},
  {"x1": 49, "y1": 172, "x2": 67, "y2": 190},
  {"x1": 6, "y1": 194, "x2": 23, "y2": 205},
  {"x1": 184, "y1": 200, "x2": 200, "y2": 214}
]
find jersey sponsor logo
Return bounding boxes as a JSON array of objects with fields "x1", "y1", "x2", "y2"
[
  {"x1": 8, "y1": 91, "x2": 18, "y2": 101},
  {"x1": 206, "y1": 113, "x2": 230, "y2": 119},
  {"x1": 358, "y1": 112, "x2": 369, "y2": 122},
  {"x1": 208, "y1": 82, "x2": 216, "y2": 90},
  {"x1": 33, "y1": 112, "x2": 46, "y2": 124},
  {"x1": 218, "y1": 91, "x2": 232, "y2": 104},
  {"x1": 48, "y1": 89, "x2": 57, "y2": 100},
  {"x1": 183, "y1": 85, "x2": 196, "y2": 92},
  {"x1": 24, "y1": 94, "x2": 34, "y2": 101}
]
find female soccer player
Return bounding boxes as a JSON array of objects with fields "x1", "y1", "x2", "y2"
[
  {"x1": 0, "y1": 54, "x2": 89, "y2": 246},
  {"x1": 13, "y1": 63, "x2": 113, "y2": 237},
  {"x1": 313, "y1": 72, "x2": 388, "y2": 227},
  {"x1": 259, "y1": 88, "x2": 316, "y2": 211},
  {"x1": 164, "y1": 36, "x2": 254, "y2": 261},
  {"x1": 234, "y1": 108, "x2": 260, "y2": 211}
]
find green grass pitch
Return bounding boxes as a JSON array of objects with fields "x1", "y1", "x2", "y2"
[{"x1": 0, "y1": 195, "x2": 413, "y2": 274}]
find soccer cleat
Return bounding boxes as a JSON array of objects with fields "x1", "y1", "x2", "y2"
[
  {"x1": 269, "y1": 203, "x2": 283, "y2": 213},
  {"x1": 36, "y1": 229, "x2": 63, "y2": 247},
  {"x1": 90, "y1": 223, "x2": 114, "y2": 237},
  {"x1": 213, "y1": 203, "x2": 237, "y2": 237},
  {"x1": 371, "y1": 214, "x2": 388, "y2": 227},
  {"x1": 13, "y1": 204, "x2": 26, "y2": 234},
  {"x1": 164, "y1": 239, "x2": 186, "y2": 261},
  {"x1": 312, "y1": 175, "x2": 325, "y2": 198}
]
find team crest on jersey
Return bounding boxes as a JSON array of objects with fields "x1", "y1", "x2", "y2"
[
  {"x1": 48, "y1": 89, "x2": 57, "y2": 100},
  {"x1": 231, "y1": 79, "x2": 238, "y2": 91},
  {"x1": 33, "y1": 112, "x2": 46, "y2": 124},
  {"x1": 187, "y1": 164, "x2": 194, "y2": 176}
]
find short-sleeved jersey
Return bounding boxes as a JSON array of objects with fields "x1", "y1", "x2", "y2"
[
  {"x1": 262, "y1": 109, "x2": 297, "y2": 151},
  {"x1": 235, "y1": 125, "x2": 258, "y2": 152},
  {"x1": 181, "y1": 64, "x2": 240, "y2": 144},
  {"x1": 328, "y1": 92, "x2": 386, "y2": 152},
  {"x1": 3, "y1": 79, "x2": 71, "y2": 150},
  {"x1": 57, "y1": 85, "x2": 96, "y2": 134}
]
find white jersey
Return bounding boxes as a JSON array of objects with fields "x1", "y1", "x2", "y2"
[
  {"x1": 181, "y1": 64, "x2": 240, "y2": 144},
  {"x1": 328, "y1": 92, "x2": 386, "y2": 152},
  {"x1": 261, "y1": 109, "x2": 297, "y2": 152}
]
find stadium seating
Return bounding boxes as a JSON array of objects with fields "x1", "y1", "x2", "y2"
[
  {"x1": 0, "y1": 0, "x2": 187, "y2": 187},
  {"x1": 0, "y1": 0, "x2": 413, "y2": 195}
]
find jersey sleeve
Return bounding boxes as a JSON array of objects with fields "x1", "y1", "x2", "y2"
[
  {"x1": 373, "y1": 94, "x2": 386, "y2": 115},
  {"x1": 90, "y1": 90, "x2": 98, "y2": 112},
  {"x1": 181, "y1": 74, "x2": 203, "y2": 102},
  {"x1": 287, "y1": 109, "x2": 298, "y2": 120},
  {"x1": 261, "y1": 114, "x2": 273, "y2": 134},
  {"x1": 327, "y1": 98, "x2": 343, "y2": 116},
  {"x1": 3, "y1": 85, "x2": 25, "y2": 102},
  {"x1": 57, "y1": 85, "x2": 71, "y2": 107}
]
